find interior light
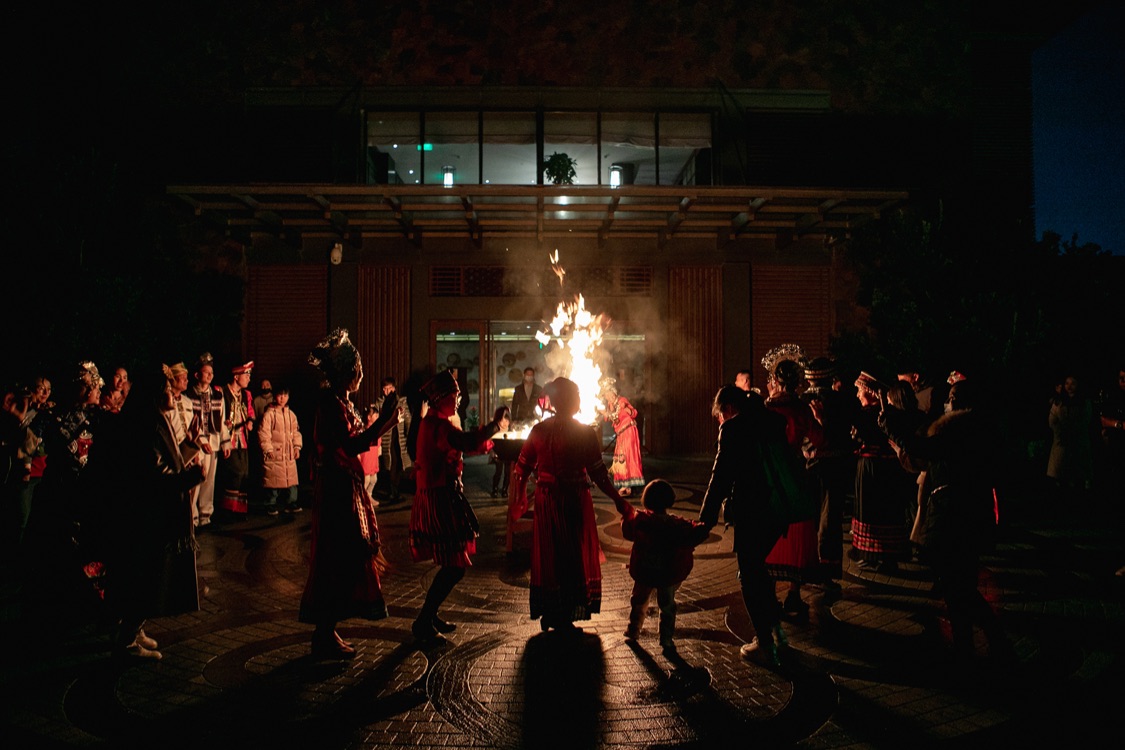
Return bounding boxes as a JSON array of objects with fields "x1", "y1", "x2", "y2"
[
  {"x1": 609, "y1": 165, "x2": 622, "y2": 188},
  {"x1": 443, "y1": 165, "x2": 454, "y2": 188}
]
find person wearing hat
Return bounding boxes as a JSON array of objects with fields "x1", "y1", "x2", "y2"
[
  {"x1": 759, "y1": 346, "x2": 824, "y2": 618},
  {"x1": 803, "y1": 356, "x2": 860, "y2": 587},
  {"x1": 409, "y1": 368, "x2": 509, "y2": 642},
  {"x1": 217, "y1": 360, "x2": 255, "y2": 517},
  {"x1": 189, "y1": 354, "x2": 229, "y2": 527},
  {"x1": 299, "y1": 329, "x2": 403, "y2": 659},
  {"x1": 850, "y1": 371, "x2": 916, "y2": 572}
]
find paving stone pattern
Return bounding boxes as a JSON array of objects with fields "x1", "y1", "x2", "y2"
[{"x1": 1, "y1": 456, "x2": 1122, "y2": 749}]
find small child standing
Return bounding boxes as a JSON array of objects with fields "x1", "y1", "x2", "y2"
[
  {"x1": 620, "y1": 479, "x2": 709, "y2": 652},
  {"x1": 259, "y1": 384, "x2": 303, "y2": 515},
  {"x1": 359, "y1": 405, "x2": 381, "y2": 508}
]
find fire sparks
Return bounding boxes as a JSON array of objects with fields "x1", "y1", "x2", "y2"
[
  {"x1": 539, "y1": 253, "x2": 609, "y2": 426},
  {"x1": 499, "y1": 252, "x2": 611, "y2": 438}
]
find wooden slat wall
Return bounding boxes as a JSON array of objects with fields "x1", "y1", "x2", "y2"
[
  {"x1": 246, "y1": 265, "x2": 327, "y2": 391},
  {"x1": 356, "y1": 265, "x2": 411, "y2": 408},
  {"x1": 668, "y1": 266, "x2": 724, "y2": 455},
  {"x1": 750, "y1": 264, "x2": 832, "y2": 388}
]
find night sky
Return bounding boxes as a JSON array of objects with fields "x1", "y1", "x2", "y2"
[{"x1": 1033, "y1": 0, "x2": 1125, "y2": 255}]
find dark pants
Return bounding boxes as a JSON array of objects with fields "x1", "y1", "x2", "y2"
[
  {"x1": 734, "y1": 522, "x2": 785, "y2": 641},
  {"x1": 812, "y1": 455, "x2": 853, "y2": 579}
]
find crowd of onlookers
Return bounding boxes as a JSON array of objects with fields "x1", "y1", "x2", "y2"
[{"x1": 2, "y1": 349, "x2": 1123, "y2": 663}]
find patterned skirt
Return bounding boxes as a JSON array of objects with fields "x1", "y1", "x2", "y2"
[{"x1": 409, "y1": 484, "x2": 478, "y2": 567}]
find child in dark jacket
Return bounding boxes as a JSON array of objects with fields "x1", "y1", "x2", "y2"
[{"x1": 620, "y1": 479, "x2": 710, "y2": 651}]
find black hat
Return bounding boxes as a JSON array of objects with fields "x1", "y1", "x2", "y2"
[
  {"x1": 420, "y1": 370, "x2": 458, "y2": 404},
  {"x1": 804, "y1": 356, "x2": 837, "y2": 383}
]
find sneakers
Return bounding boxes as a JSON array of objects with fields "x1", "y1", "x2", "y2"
[
  {"x1": 283, "y1": 505, "x2": 303, "y2": 514},
  {"x1": 740, "y1": 637, "x2": 780, "y2": 667},
  {"x1": 265, "y1": 508, "x2": 280, "y2": 517}
]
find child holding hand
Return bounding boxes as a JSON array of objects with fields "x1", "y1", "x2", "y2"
[{"x1": 620, "y1": 479, "x2": 709, "y2": 653}]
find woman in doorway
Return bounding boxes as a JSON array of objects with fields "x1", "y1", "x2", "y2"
[{"x1": 410, "y1": 370, "x2": 508, "y2": 642}]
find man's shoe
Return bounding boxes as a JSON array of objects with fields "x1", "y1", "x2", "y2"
[
  {"x1": 412, "y1": 618, "x2": 443, "y2": 643},
  {"x1": 740, "y1": 637, "x2": 780, "y2": 667},
  {"x1": 432, "y1": 616, "x2": 457, "y2": 634}
]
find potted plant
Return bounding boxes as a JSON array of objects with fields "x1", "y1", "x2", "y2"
[{"x1": 543, "y1": 152, "x2": 577, "y2": 185}]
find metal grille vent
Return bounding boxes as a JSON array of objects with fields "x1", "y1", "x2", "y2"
[{"x1": 430, "y1": 267, "x2": 463, "y2": 296}]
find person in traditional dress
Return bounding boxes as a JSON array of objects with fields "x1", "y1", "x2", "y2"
[
  {"x1": 410, "y1": 370, "x2": 507, "y2": 641},
  {"x1": 23, "y1": 362, "x2": 108, "y2": 622},
  {"x1": 99, "y1": 367, "x2": 130, "y2": 413},
  {"x1": 760, "y1": 346, "x2": 824, "y2": 618},
  {"x1": 881, "y1": 378, "x2": 1013, "y2": 663},
  {"x1": 511, "y1": 377, "x2": 625, "y2": 632},
  {"x1": 217, "y1": 361, "x2": 255, "y2": 517},
  {"x1": 803, "y1": 356, "x2": 859, "y2": 587},
  {"x1": 102, "y1": 367, "x2": 205, "y2": 659},
  {"x1": 188, "y1": 353, "x2": 228, "y2": 527},
  {"x1": 601, "y1": 380, "x2": 645, "y2": 497},
  {"x1": 298, "y1": 329, "x2": 403, "y2": 659},
  {"x1": 851, "y1": 371, "x2": 916, "y2": 571}
]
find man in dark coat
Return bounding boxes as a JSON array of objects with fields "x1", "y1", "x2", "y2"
[{"x1": 699, "y1": 385, "x2": 790, "y2": 666}]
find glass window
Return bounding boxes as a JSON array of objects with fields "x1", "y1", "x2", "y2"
[
  {"x1": 658, "y1": 112, "x2": 712, "y2": 186},
  {"x1": 483, "y1": 112, "x2": 536, "y2": 185},
  {"x1": 602, "y1": 112, "x2": 656, "y2": 185},
  {"x1": 545, "y1": 112, "x2": 597, "y2": 185},
  {"x1": 367, "y1": 113, "x2": 420, "y2": 185},
  {"x1": 426, "y1": 112, "x2": 480, "y2": 186}
]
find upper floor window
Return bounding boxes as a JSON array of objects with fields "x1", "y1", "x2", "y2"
[{"x1": 366, "y1": 109, "x2": 712, "y2": 187}]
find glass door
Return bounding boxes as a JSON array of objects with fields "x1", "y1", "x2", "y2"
[{"x1": 430, "y1": 321, "x2": 486, "y2": 429}]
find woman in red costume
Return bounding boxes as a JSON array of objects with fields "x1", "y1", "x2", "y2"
[
  {"x1": 511, "y1": 377, "x2": 626, "y2": 631},
  {"x1": 760, "y1": 347, "x2": 824, "y2": 618},
  {"x1": 410, "y1": 369, "x2": 509, "y2": 642},
  {"x1": 602, "y1": 381, "x2": 645, "y2": 497},
  {"x1": 299, "y1": 329, "x2": 402, "y2": 659}
]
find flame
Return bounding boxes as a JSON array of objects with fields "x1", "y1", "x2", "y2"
[{"x1": 497, "y1": 252, "x2": 610, "y2": 438}]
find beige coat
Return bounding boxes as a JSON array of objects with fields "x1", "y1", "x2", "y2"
[{"x1": 259, "y1": 405, "x2": 303, "y2": 488}]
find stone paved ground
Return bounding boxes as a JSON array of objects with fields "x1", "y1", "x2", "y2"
[{"x1": 2, "y1": 455, "x2": 1122, "y2": 749}]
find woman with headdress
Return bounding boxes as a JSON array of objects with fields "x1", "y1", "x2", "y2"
[
  {"x1": 851, "y1": 371, "x2": 916, "y2": 571},
  {"x1": 760, "y1": 345, "x2": 824, "y2": 617},
  {"x1": 409, "y1": 369, "x2": 509, "y2": 642},
  {"x1": 23, "y1": 361, "x2": 110, "y2": 621},
  {"x1": 299, "y1": 329, "x2": 403, "y2": 659},
  {"x1": 511, "y1": 377, "x2": 626, "y2": 631},
  {"x1": 601, "y1": 379, "x2": 645, "y2": 497}
]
